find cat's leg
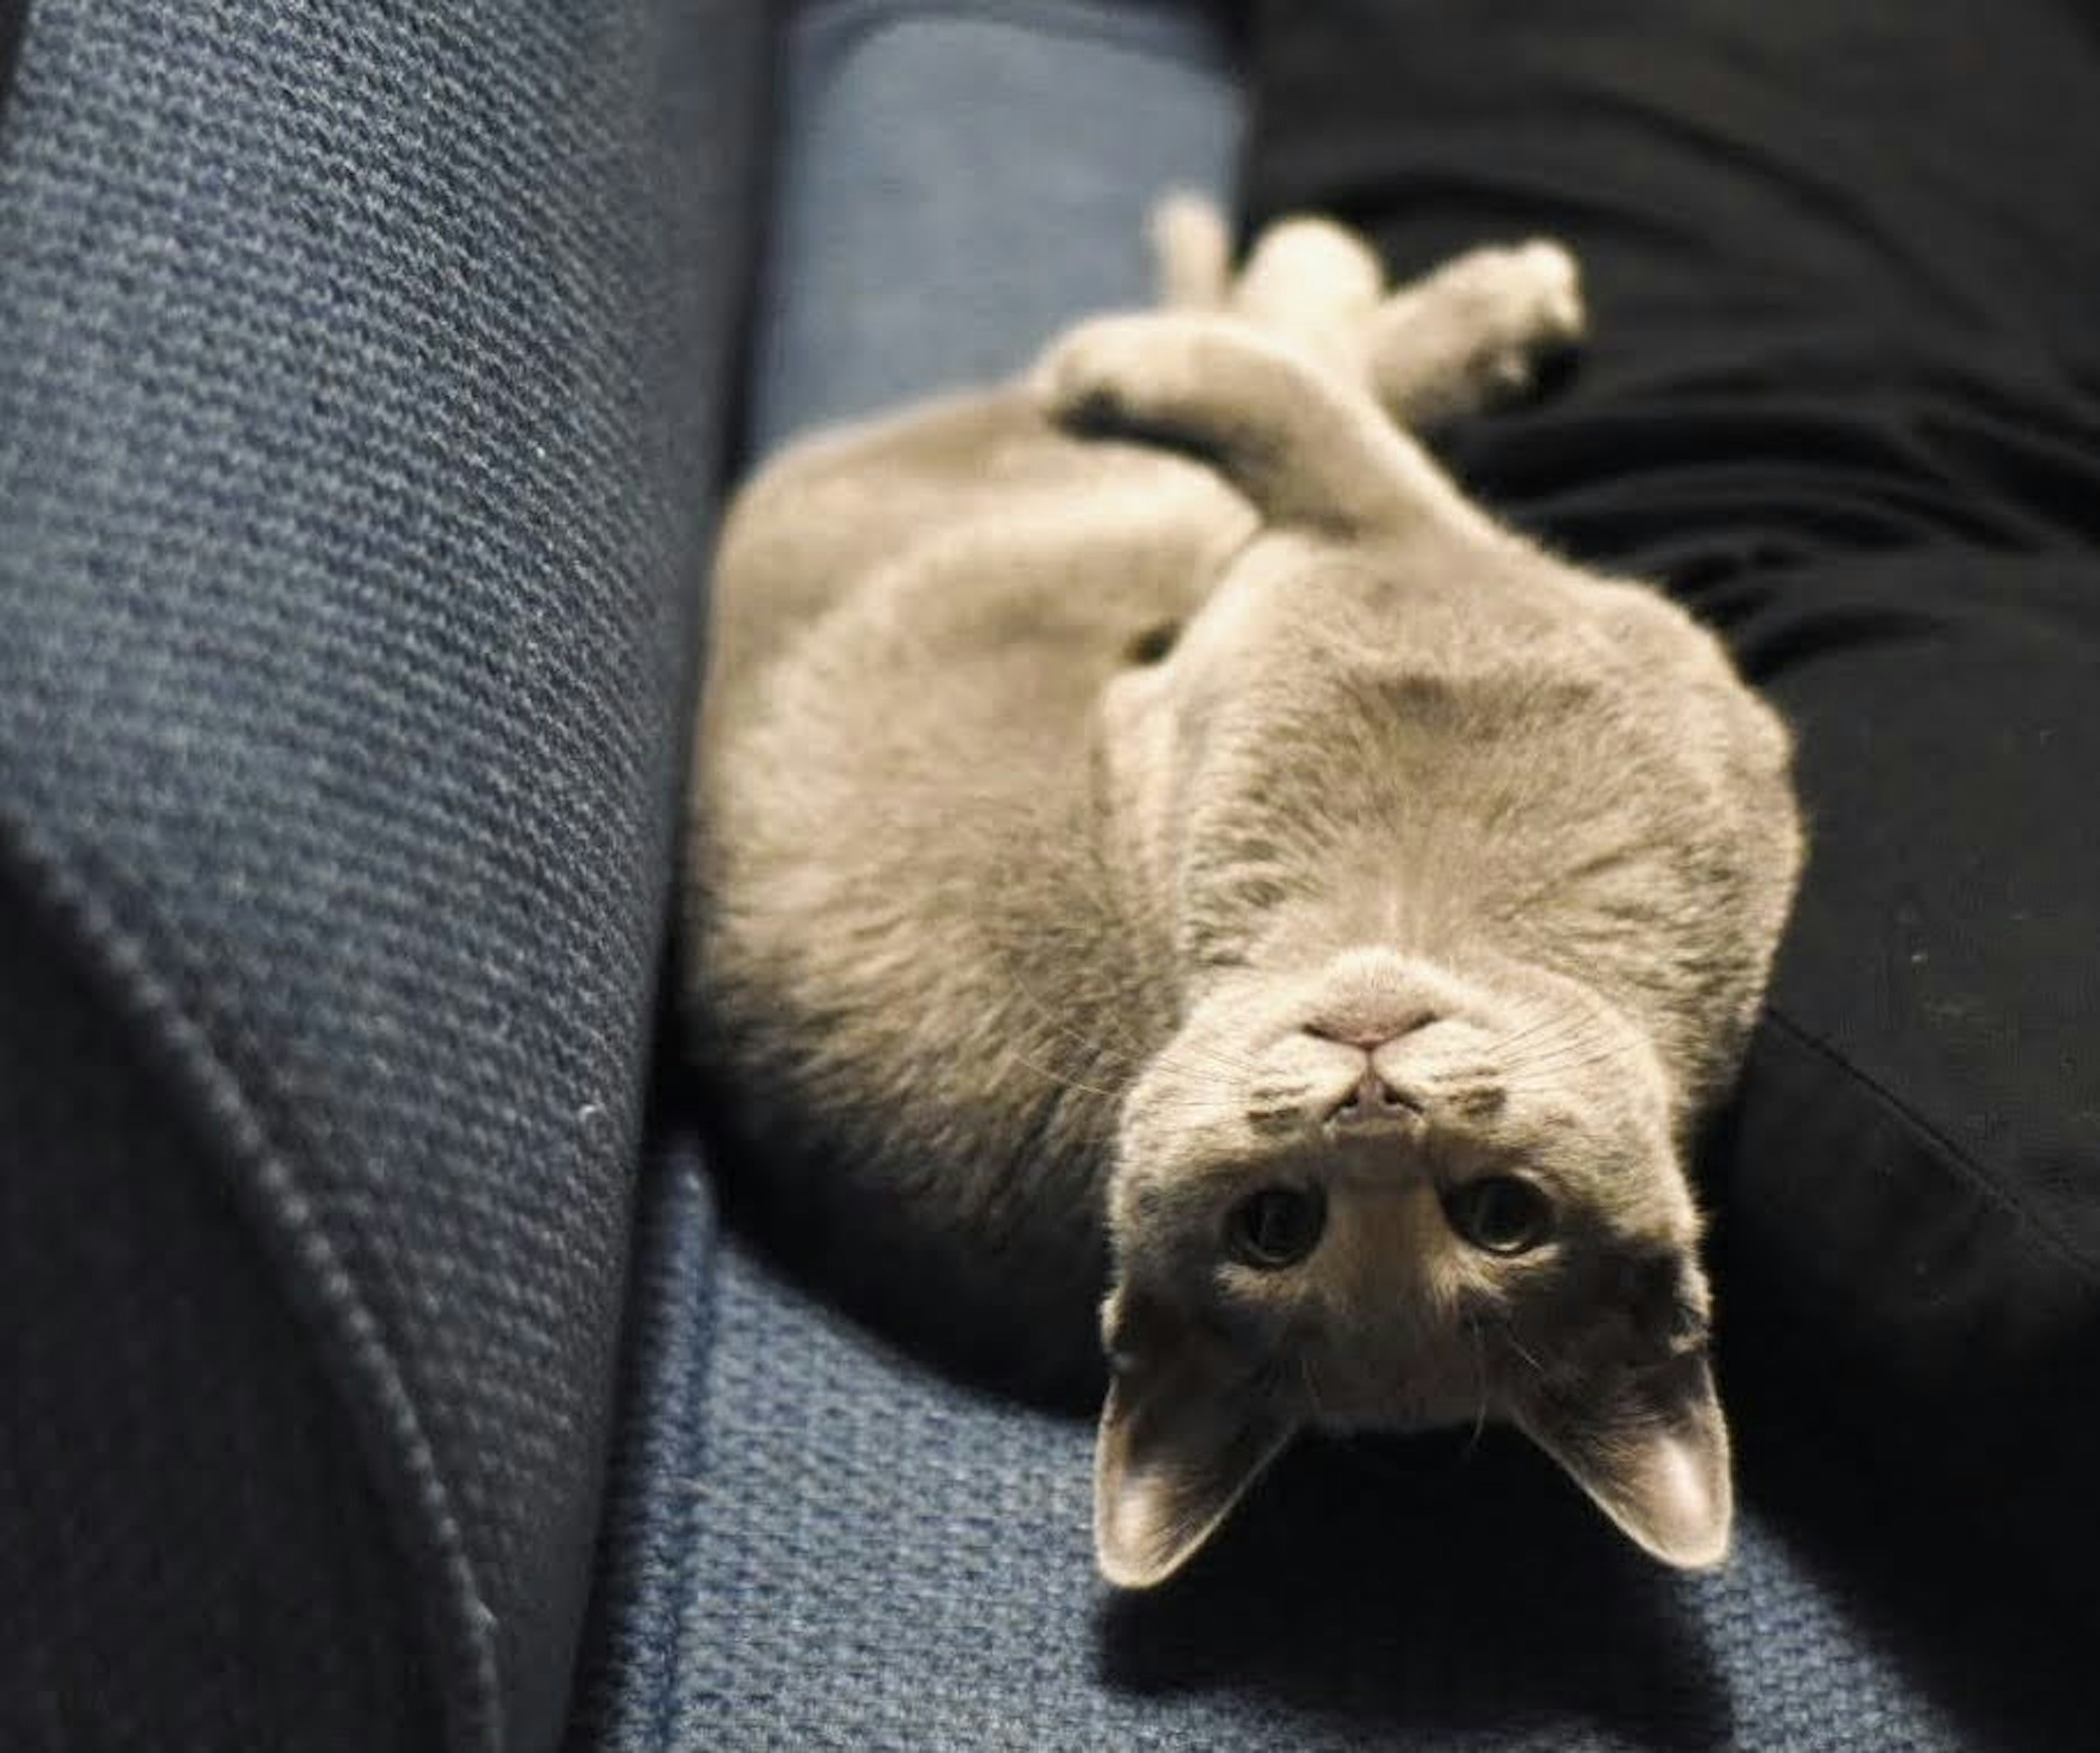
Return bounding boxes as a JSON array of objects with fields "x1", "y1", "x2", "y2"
[
  {"x1": 1162, "y1": 200, "x2": 1584, "y2": 431},
  {"x1": 1036, "y1": 309, "x2": 1506, "y2": 547},
  {"x1": 1156, "y1": 202, "x2": 1386, "y2": 380},
  {"x1": 1151, "y1": 192, "x2": 1233, "y2": 310},
  {"x1": 1367, "y1": 240, "x2": 1584, "y2": 428},
  {"x1": 1227, "y1": 218, "x2": 1385, "y2": 380}
]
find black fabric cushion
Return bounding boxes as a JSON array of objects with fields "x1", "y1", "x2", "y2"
[
  {"x1": 0, "y1": 2, "x2": 766, "y2": 1748},
  {"x1": 1242, "y1": 0, "x2": 2100, "y2": 1613}
]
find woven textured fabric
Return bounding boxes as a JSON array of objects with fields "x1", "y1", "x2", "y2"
[
  {"x1": 617, "y1": 1155, "x2": 2085, "y2": 1751},
  {"x1": 0, "y1": 1, "x2": 765, "y2": 1748},
  {"x1": 0, "y1": 869, "x2": 434, "y2": 1753},
  {"x1": 746, "y1": 0, "x2": 1246, "y2": 454},
  {"x1": 563, "y1": 1132, "x2": 723, "y2": 1753}
]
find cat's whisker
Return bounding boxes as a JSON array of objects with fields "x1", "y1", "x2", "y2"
[
  {"x1": 1459, "y1": 1311, "x2": 1491, "y2": 1459},
  {"x1": 1001, "y1": 974, "x2": 1141, "y2": 1070},
  {"x1": 1496, "y1": 1323, "x2": 1547, "y2": 1380},
  {"x1": 1490, "y1": 1008, "x2": 1596, "y2": 1065},
  {"x1": 991, "y1": 978, "x2": 1159, "y2": 1091},
  {"x1": 1503, "y1": 1020, "x2": 1629, "y2": 1074},
  {"x1": 1142, "y1": 1016, "x2": 1271, "y2": 1080},
  {"x1": 1503, "y1": 1037, "x2": 1613, "y2": 1074},
  {"x1": 1484, "y1": 1028, "x2": 1589, "y2": 1082},
  {"x1": 998, "y1": 1045, "x2": 1127, "y2": 1105},
  {"x1": 1496, "y1": 1000, "x2": 1599, "y2": 1050},
  {"x1": 1166, "y1": 1044, "x2": 1274, "y2": 1087},
  {"x1": 1017, "y1": 967, "x2": 1266, "y2": 1085},
  {"x1": 1490, "y1": 1009, "x2": 1577, "y2": 1057},
  {"x1": 1509, "y1": 1038, "x2": 1634, "y2": 1082},
  {"x1": 1118, "y1": 1079, "x2": 1254, "y2": 1120},
  {"x1": 1001, "y1": 966, "x2": 1272, "y2": 1091},
  {"x1": 1297, "y1": 1354, "x2": 1329, "y2": 1425},
  {"x1": 1002, "y1": 997, "x2": 1272, "y2": 1109}
]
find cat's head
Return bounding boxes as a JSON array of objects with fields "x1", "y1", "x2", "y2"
[{"x1": 1096, "y1": 944, "x2": 1729, "y2": 1587}]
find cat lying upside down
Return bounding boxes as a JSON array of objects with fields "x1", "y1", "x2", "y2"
[{"x1": 686, "y1": 202, "x2": 1803, "y2": 1588}]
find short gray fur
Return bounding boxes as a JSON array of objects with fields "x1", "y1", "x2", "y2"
[{"x1": 688, "y1": 206, "x2": 1802, "y2": 1585}]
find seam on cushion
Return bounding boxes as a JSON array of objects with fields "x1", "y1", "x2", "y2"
[
  {"x1": 0, "y1": 805, "x2": 500, "y2": 1753},
  {"x1": 644, "y1": 1161, "x2": 720, "y2": 1753},
  {"x1": 1762, "y1": 1005, "x2": 2100, "y2": 1285}
]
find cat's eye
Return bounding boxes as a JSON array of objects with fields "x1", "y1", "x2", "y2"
[
  {"x1": 1226, "y1": 1184, "x2": 1326, "y2": 1269},
  {"x1": 1444, "y1": 1176, "x2": 1553, "y2": 1255}
]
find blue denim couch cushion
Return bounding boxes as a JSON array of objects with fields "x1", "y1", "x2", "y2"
[
  {"x1": 0, "y1": 2, "x2": 765, "y2": 1748},
  {"x1": 744, "y1": 0, "x2": 1248, "y2": 454}
]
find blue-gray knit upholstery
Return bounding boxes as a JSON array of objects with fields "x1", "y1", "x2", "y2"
[
  {"x1": 0, "y1": 2, "x2": 765, "y2": 1748},
  {"x1": 573, "y1": 4, "x2": 2086, "y2": 1748},
  {"x1": 593, "y1": 1148, "x2": 2087, "y2": 1752}
]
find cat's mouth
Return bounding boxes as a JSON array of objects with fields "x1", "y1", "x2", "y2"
[{"x1": 1326, "y1": 1066, "x2": 1427, "y2": 1131}]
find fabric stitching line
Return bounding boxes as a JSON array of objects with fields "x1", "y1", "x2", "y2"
[
  {"x1": 0, "y1": 805, "x2": 501, "y2": 1753},
  {"x1": 1762, "y1": 1005, "x2": 2100, "y2": 1285},
  {"x1": 645, "y1": 1161, "x2": 720, "y2": 1752}
]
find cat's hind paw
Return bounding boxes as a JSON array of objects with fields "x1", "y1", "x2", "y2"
[
  {"x1": 1368, "y1": 239, "x2": 1586, "y2": 426},
  {"x1": 1032, "y1": 312, "x2": 1211, "y2": 443}
]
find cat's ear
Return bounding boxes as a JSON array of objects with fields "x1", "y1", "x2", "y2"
[
  {"x1": 1514, "y1": 1348, "x2": 1734, "y2": 1570},
  {"x1": 1093, "y1": 1286, "x2": 1295, "y2": 1589}
]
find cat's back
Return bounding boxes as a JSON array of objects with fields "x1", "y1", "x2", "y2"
[
  {"x1": 696, "y1": 384, "x2": 1248, "y2": 948},
  {"x1": 703, "y1": 389, "x2": 1240, "y2": 720},
  {"x1": 684, "y1": 388, "x2": 1249, "y2": 1386}
]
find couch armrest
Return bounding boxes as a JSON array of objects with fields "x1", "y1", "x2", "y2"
[{"x1": 0, "y1": 3, "x2": 767, "y2": 1748}]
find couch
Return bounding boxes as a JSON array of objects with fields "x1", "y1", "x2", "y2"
[{"x1": 1, "y1": 2, "x2": 2089, "y2": 1749}]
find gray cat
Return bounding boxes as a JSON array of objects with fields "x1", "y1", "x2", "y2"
[{"x1": 685, "y1": 202, "x2": 1803, "y2": 1588}]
